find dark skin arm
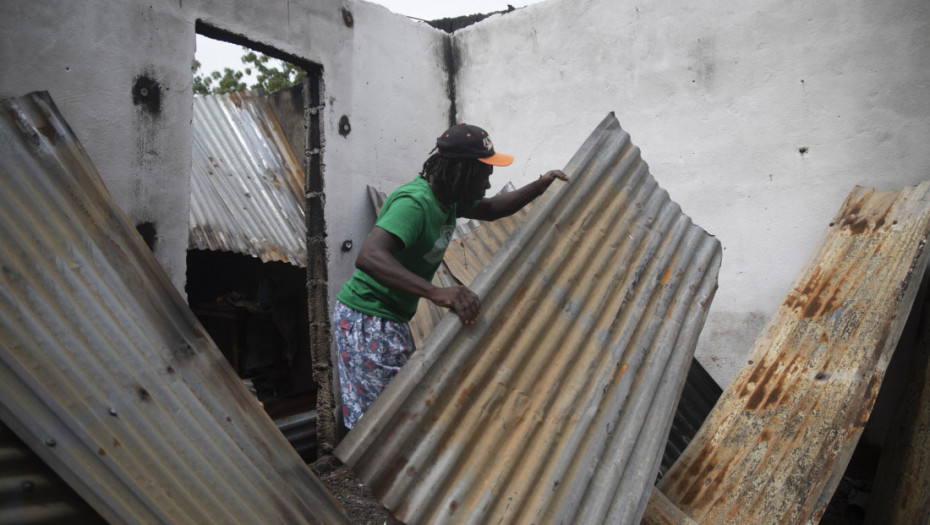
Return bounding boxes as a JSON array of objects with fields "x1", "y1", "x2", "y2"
[
  {"x1": 355, "y1": 226, "x2": 482, "y2": 324},
  {"x1": 464, "y1": 169, "x2": 569, "y2": 221},
  {"x1": 357, "y1": 169, "x2": 567, "y2": 325}
]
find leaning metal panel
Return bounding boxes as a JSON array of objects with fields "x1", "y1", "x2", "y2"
[
  {"x1": 336, "y1": 113, "x2": 722, "y2": 525},
  {"x1": 652, "y1": 180, "x2": 930, "y2": 524},
  {"x1": 0, "y1": 91, "x2": 347, "y2": 524},
  {"x1": 190, "y1": 92, "x2": 307, "y2": 267}
]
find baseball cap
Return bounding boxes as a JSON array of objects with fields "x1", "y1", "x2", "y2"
[{"x1": 435, "y1": 123, "x2": 514, "y2": 166}]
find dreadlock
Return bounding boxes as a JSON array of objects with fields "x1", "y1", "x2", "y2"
[{"x1": 419, "y1": 153, "x2": 491, "y2": 209}]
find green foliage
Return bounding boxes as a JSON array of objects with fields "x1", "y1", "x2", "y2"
[
  {"x1": 241, "y1": 50, "x2": 307, "y2": 93},
  {"x1": 192, "y1": 47, "x2": 305, "y2": 95}
]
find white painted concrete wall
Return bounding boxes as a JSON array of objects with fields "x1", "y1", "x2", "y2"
[
  {"x1": 453, "y1": 0, "x2": 930, "y2": 386},
  {"x1": 3, "y1": 0, "x2": 929, "y2": 390},
  {"x1": 0, "y1": 0, "x2": 451, "y2": 299}
]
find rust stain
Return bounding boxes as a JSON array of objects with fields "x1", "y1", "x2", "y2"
[
  {"x1": 741, "y1": 354, "x2": 801, "y2": 410},
  {"x1": 691, "y1": 455, "x2": 735, "y2": 512},
  {"x1": 783, "y1": 267, "x2": 846, "y2": 318},
  {"x1": 37, "y1": 122, "x2": 58, "y2": 145},
  {"x1": 672, "y1": 444, "x2": 714, "y2": 504},
  {"x1": 457, "y1": 382, "x2": 477, "y2": 407},
  {"x1": 675, "y1": 444, "x2": 728, "y2": 508},
  {"x1": 661, "y1": 267, "x2": 673, "y2": 285},
  {"x1": 229, "y1": 91, "x2": 244, "y2": 109},
  {"x1": 759, "y1": 429, "x2": 773, "y2": 442},
  {"x1": 615, "y1": 363, "x2": 628, "y2": 383},
  {"x1": 837, "y1": 195, "x2": 894, "y2": 235},
  {"x1": 98, "y1": 447, "x2": 106, "y2": 456}
]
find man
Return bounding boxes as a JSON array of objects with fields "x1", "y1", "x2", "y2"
[{"x1": 334, "y1": 123, "x2": 568, "y2": 429}]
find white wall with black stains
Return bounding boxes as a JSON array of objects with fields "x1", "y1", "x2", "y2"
[
  {"x1": 452, "y1": 0, "x2": 930, "y2": 386},
  {"x1": 3, "y1": 0, "x2": 929, "y2": 389},
  {"x1": 0, "y1": 0, "x2": 452, "y2": 301}
]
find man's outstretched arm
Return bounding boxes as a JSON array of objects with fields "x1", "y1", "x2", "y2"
[{"x1": 464, "y1": 169, "x2": 569, "y2": 222}]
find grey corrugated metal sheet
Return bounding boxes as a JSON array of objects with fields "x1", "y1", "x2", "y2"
[
  {"x1": 659, "y1": 357, "x2": 721, "y2": 480},
  {"x1": 0, "y1": 420, "x2": 106, "y2": 525},
  {"x1": 370, "y1": 183, "x2": 721, "y2": 482},
  {"x1": 190, "y1": 91, "x2": 307, "y2": 267},
  {"x1": 650, "y1": 181, "x2": 930, "y2": 524},
  {"x1": 0, "y1": 91, "x2": 347, "y2": 524},
  {"x1": 335, "y1": 113, "x2": 722, "y2": 524}
]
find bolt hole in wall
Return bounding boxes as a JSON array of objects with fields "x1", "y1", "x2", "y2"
[{"x1": 190, "y1": 26, "x2": 325, "y2": 461}]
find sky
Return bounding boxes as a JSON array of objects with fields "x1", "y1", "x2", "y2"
[{"x1": 195, "y1": 0, "x2": 545, "y2": 84}]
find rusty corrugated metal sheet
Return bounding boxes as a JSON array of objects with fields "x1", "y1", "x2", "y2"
[
  {"x1": 335, "y1": 113, "x2": 722, "y2": 524},
  {"x1": 651, "y1": 181, "x2": 930, "y2": 524},
  {"x1": 190, "y1": 91, "x2": 307, "y2": 267},
  {"x1": 369, "y1": 184, "x2": 721, "y2": 481},
  {"x1": 0, "y1": 91, "x2": 347, "y2": 524}
]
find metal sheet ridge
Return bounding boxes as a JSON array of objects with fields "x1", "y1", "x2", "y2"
[
  {"x1": 0, "y1": 91, "x2": 347, "y2": 524},
  {"x1": 654, "y1": 180, "x2": 930, "y2": 524},
  {"x1": 336, "y1": 113, "x2": 722, "y2": 525},
  {"x1": 190, "y1": 92, "x2": 307, "y2": 266}
]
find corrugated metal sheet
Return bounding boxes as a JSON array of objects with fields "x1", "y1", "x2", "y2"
[
  {"x1": 369, "y1": 183, "x2": 721, "y2": 482},
  {"x1": 658, "y1": 357, "x2": 721, "y2": 481},
  {"x1": 190, "y1": 91, "x2": 307, "y2": 267},
  {"x1": 0, "y1": 420, "x2": 106, "y2": 525},
  {"x1": 335, "y1": 113, "x2": 723, "y2": 524},
  {"x1": 651, "y1": 181, "x2": 930, "y2": 524},
  {"x1": 0, "y1": 91, "x2": 347, "y2": 524}
]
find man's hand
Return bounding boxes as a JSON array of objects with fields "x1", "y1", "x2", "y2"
[
  {"x1": 540, "y1": 169, "x2": 569, "y2": 185},
  {"x1": 429, "y1": 285, "x2": 481, "y2": 325},
  {"x1": 465, "y1": 169, "x2": 570, "y2": 222}
]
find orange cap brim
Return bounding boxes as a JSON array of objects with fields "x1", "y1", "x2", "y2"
[{"x1": 478, "y1": 152, "x2": 514, "y2": 167}]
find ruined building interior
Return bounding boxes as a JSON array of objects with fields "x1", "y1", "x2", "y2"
[{"x1": 1, "y1": 0, "x2": 929, "y2": 523}]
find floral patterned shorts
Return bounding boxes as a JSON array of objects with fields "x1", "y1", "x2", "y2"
[{"x1": 333, "y1": 301, "x2": 415, "y2": 429}]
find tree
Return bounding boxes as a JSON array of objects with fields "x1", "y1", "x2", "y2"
[
  {"x1": 241, "y1": 50, "x2": 307, "y2": 94},
  {"x1": 192, "y1": 47, "x2": 306, "y2": 95}
]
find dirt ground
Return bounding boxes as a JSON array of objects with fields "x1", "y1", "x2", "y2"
[
  {"x1": 310, "y1": 456, "x2": 868, "y2": 525},
  {"x1": 312, "y1": 456, "x2": 391, "y2": 524}
]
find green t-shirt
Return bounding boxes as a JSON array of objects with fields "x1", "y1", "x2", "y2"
[{"x1": 337, "y1": 176, "x2": 477, "y2": 322}]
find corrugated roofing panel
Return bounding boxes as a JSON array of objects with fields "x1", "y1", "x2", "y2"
[
  {"x1": 0, "y1": 420, "x2": 106, "y2": 525},
  {"x1": 0, "y1": 91, "x2": 346, "y2": 524},
  {"x1": 653, "y1": 180, "x2": 930, "y2": 523},
  {"x1": 335, "y1": 113, "x2": 722, "y2": 524},
  {"x1": 373, "y1": 183, "x2": 720, "y2": 483},
  {"x1": 190, "y1": 91, "x2": 307, "y2": 267}
]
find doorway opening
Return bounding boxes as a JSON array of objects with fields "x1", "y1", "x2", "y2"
[{"x1": 188, "y1": 23, "x2": 328, "y2": 460}]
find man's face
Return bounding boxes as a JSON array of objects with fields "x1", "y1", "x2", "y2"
[{"x1": 470, "y1": 163, "x2": 493, "y2": 201}]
